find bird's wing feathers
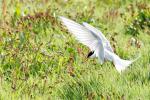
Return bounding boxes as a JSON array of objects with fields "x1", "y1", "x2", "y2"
[
  {"x1": 95, "y1": 41, "x2": 104, "y2": 64},
  {"x1": 60, "y1": 16, "x2": 104, "y2": 64},
  {"x1": 82, "y1": 22, "x2": 114, "y2": 53}
]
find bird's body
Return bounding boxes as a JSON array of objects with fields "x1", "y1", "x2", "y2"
[{"x1": 60, "y1": 16, "x2": 139, "y2": 73}]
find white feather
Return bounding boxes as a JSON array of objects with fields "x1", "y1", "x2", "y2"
[
  {"x1": 105, "y1": 49, "x2": 140, "y2": 73},
  {"x1": 82, "y1": 22, "x2": 114, "y2": 52},
  {"x1": 60, "y1": 16, "x2": 140, "y2": 72},
  {"x1": 60, "y1": 16, "x2": 105, "y2": 64}
]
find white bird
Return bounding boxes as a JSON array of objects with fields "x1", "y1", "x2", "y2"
[{"x1": 60, "y1": 16, "x2": 140, "y2": 73}]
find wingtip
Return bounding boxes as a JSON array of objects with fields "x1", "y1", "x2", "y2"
[
  {"x1": 59, "y1": 16, "x2": 70, "y2": 24},
  {"x1": 59, "y1": 16, "x2": 64, "y2": 20},
  {"x1": 59, "y1": 16, "x2": 68, "y2": 21},
  {"x1": 82, "y1": 22, "x2": 86, "y2": 25}
]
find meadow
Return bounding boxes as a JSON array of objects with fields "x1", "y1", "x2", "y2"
[{"x1": 0, "y1": 0, "x2": 150, "y2": 99}]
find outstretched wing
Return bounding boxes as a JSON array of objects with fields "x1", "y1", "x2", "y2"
[
  {"x1": 82, "y1": 22, "x2": 113, "y2": 53},
  {"x1": 60, "y1": 16, "x2": 104, "y2": 64}
]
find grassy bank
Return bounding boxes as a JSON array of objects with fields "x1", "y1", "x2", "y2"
[{"x1": 0, "y1": 0, "x2": 150, "y2": 99}]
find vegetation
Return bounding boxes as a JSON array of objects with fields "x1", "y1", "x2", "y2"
[{"x1": 0, "y1": 0, "x2": 150, "y2": 99}]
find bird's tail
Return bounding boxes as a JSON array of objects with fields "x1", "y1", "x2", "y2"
[
  {"x1": 131, "y1": 53, "x2": 141, "y2": 63},
  {"x1": 113, "y1": 54, "x2": 141, "y2": 73}
]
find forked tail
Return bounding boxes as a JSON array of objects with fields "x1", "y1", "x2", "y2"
[{"x1": 113, "y1": 54, "x2": 141, "y2": 73}]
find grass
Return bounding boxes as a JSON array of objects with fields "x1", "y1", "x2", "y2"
[{"x1": 0, "y1": 0, "x2": 150, "y2": 99}]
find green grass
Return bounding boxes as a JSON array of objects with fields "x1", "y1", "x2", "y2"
[{"x1": 0, "y1": 0, "x2": 150, "y2": 99}]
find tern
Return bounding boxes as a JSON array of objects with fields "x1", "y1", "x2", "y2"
[{"x1": 60, "y1": 16, "x2": 140, "y2": 73}]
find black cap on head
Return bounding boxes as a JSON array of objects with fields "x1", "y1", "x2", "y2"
[{"x1": 87, "y1": 51, "x2": 94, "y2": 58}]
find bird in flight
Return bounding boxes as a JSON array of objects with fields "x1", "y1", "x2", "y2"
[{"x1": 60, "y1": 16, "x2": 140, "y2": 73}]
